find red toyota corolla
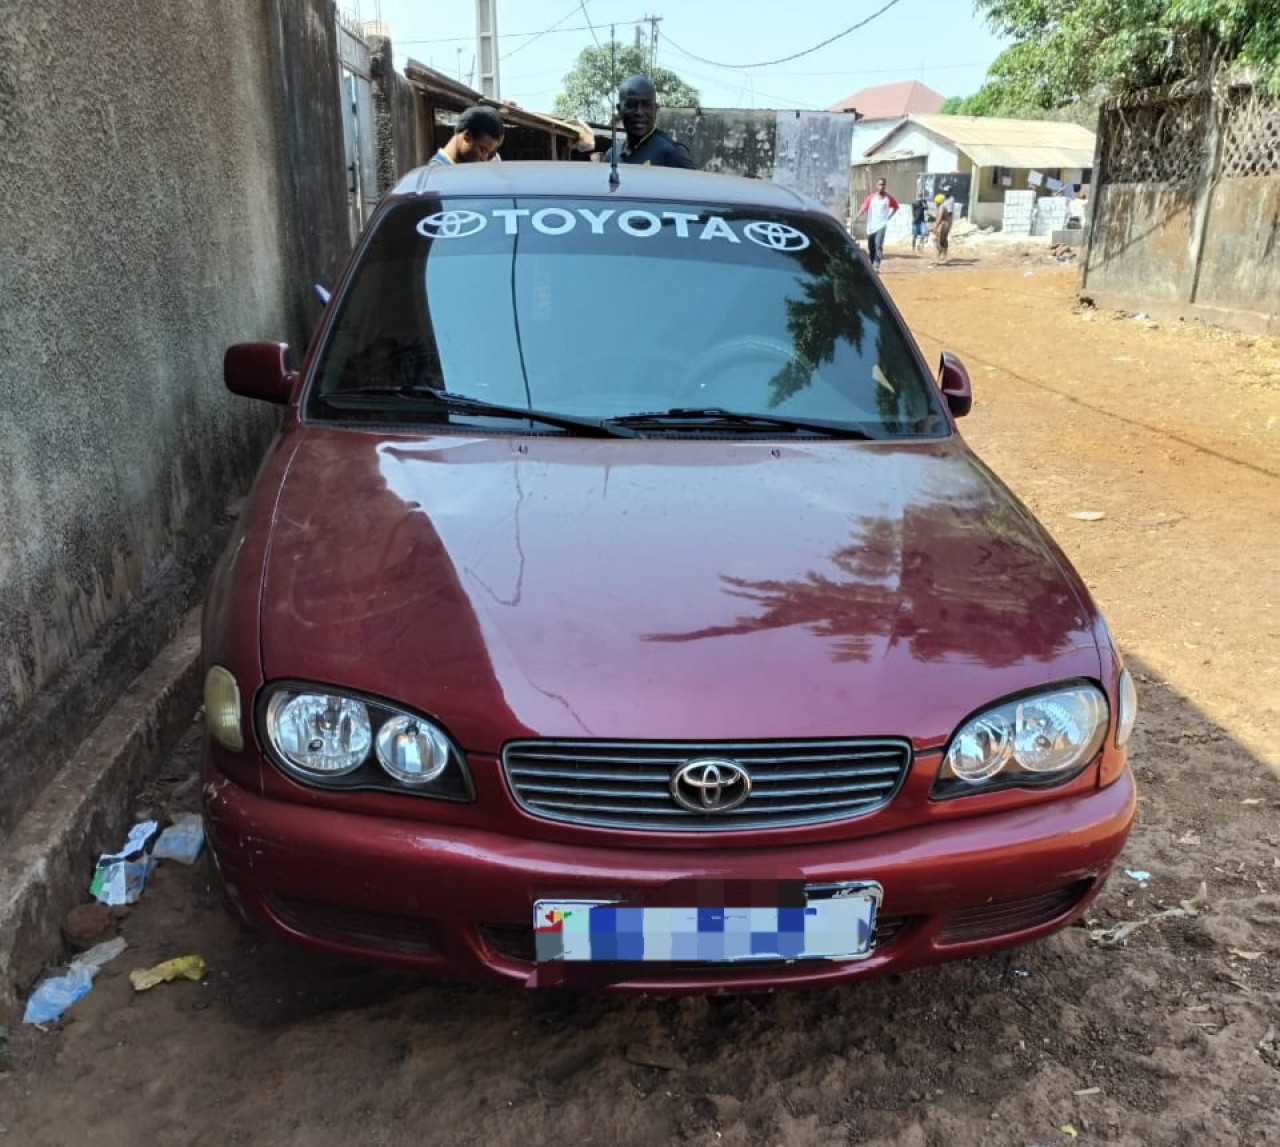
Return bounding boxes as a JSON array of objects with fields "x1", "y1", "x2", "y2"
[{"x1": 201, "y1": 162, "x2": 1136, "y2": 992}]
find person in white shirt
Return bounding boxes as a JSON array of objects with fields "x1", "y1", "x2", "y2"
[{"x1": 855, "y1": 178, "x2": 900, "y2": 271}]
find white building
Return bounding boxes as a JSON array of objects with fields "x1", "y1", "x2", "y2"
[{"x1": 854, "y1": 114, "x2": 1097, "y2": 235}]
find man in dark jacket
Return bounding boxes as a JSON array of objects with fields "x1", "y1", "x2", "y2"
[{"x1": 604, "y1": 75, "x2": 695, "y2": 168}]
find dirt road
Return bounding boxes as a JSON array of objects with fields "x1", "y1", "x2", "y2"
[{"x1": 3, "y1": 255, "x2": 1278, "y2": 1146}]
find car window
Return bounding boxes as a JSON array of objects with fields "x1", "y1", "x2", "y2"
[{"x1": 307, "y1": 197, "x2": 947, "y2": 437}]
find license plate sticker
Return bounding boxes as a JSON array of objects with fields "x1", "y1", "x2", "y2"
[{"x1": 533, "y1": 882, "x2": 880, "y2": 964}]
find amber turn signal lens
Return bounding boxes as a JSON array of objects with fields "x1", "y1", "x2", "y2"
[{"x1": 204, "y1": 666, "x2": 244, "y2": 752}]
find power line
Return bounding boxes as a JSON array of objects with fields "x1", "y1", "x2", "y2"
[
  {"x1": 750, "y1": 60, "x2": 993, "y2": 79},
  {"x1": 500, "y1": 3, "x2": 582, "y2": 61},
  {"x1": 578, "y1": 0, "x2": 603, "y2": 50},
  {"x1": 664, "y1": 0, "x2": 906, "y2": 69},
  {"x1": 399, "y1": 22, "x2": 600, "y2": 47},
  {"x1": 673, "y1": 63, "x2": 822, "y2": 110},
  {"x1": 668, "y1": 57, "x2": 811, "y2": 107}
]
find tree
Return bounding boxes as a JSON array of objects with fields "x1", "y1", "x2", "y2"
[
  {"x1": 949, "y1": 0, "x2": 1280, "y2": 114},
  {"x1": 552, "y1": 42, "x2": 699, "y2": 122}
]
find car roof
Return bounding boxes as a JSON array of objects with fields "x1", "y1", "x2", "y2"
[{"x1": 387, "y1": 161, "x2": 827, "y2": 214}]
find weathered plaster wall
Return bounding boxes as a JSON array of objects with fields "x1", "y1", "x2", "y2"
[
  {"x1": 0, "y1": 0, "x2": 348, "y2": 843},
  {"x1": 663, "y1": 108, "x2": 853, "y2": 220},
  {"x1": 370, "y1": 37, "x2": 422, "y2": 196},
  {"x1": 772, "y1": 110, "x2": 856, "y2": 219},
  {"x1": 663, "y1": 109, "x2": 776, "y2": 179},
  {"x1": 1083, "y1": 88, "x2": 1279, "y2": 333},
  {"x1": 1084, "y1": 183, "x2": 1197, "y2": 302},
  {"x1": 1195, "y1": 176, "x2": 1280, "y2": 313}
]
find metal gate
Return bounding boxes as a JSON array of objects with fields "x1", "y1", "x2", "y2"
[{"x1": 337, "y1": 19, "x2": 378, "y2": 242}]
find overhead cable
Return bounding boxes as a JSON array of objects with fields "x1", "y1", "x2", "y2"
[
  {"x1": 501, "y1": 4, "x2": 582, "y2": 60},
  {"x1": 578, "y1": 0, "x2": 604, "y2": 50},
  {"x1": 664, "y1": 0, "x2": 906, "y2": 70}
]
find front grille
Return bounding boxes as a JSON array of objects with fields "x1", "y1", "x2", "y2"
[
  {"x1": 938, "y1": 881, "x2": 1093, "y2": 945},
  {"x1": 502, "y1": 739, "x2": 911, "y2": 831}
]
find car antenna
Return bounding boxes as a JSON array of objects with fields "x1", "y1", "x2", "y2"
[{"x1": 608, "y1": 27, "x2": 620, "y2": 189}]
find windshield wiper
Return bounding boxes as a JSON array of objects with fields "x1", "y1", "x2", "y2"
[
  {"x1": 606, "y1": 406, "x2": 875, "y2": 439},
  {"x1": 322, "y1": 387, "x2": 637, "y2": 438}
]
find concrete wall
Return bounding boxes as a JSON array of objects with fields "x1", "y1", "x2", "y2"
[
  {"x1": 663, "y1": 109, "x2": 853, "y2": 220},
  {"x1": 370, "y1": 36, "x2": 423, "y2": 196},
  {"x1": 1085, "y1": 183, "x2": 1199, "y2": 303},
  {"x1": 1194, "y1": 176, "x2": 1280, "y2": 315},
  {"x1": 1083, "y1": 87, "x2": 1280, "y2": 333},
  {"x1": 664, "y1": 108, "x2": 776, "y2": 179},
  {"x1": 0, "y1": 0, "x2": 350, "y2": 844},
  {"x1": 772, "y1": 111, "x2": 856, "y2": 219}
]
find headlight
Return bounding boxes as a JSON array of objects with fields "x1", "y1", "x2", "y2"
[
  {"x1": 376, "y1": 716, "x2": 450, "y2": 785},
  {"x1": 1115, "y1": 668, "x2": 1138, "y2": 747},
  {"x1": 266, "y1": 691, "x2": 372, "y2": 777},
  {"x1": 934, "y1": 683, "x2": 1109, "y2": 798},
  {"x1": 259, "y1": 684, "x2": 472, "y2": 800}
]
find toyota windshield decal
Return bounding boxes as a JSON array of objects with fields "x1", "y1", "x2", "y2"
[{"x1": 415, "y1": 207, "x2": 811, "y2": 250}]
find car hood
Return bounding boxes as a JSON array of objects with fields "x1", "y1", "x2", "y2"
[{"x1": 260, "y1": 428, "x2": 1100, "y2": 751}]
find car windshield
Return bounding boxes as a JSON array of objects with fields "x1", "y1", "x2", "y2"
[{"x1": 307, "y1": 197, "x2": 947, "y2": 438}]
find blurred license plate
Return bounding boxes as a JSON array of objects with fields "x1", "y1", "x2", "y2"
[{"x1": 533, "y1": 882, "x2": 880, "y2": 963}]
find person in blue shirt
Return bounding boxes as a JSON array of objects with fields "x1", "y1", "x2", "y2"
[{"x1": 430, "y1": 106, "x2": 505, "y2": 166}]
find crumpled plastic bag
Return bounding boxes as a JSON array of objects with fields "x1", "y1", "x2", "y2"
[
  {"x1": 90, "y1": 820, "x2": 159, "y2": 905},
  {"x1": 152, "y1": 813, "x2": 204, "y2": 865},
  {"x1": 129, "y1": 954, "x2": 208, "y2": 991},
  {"x1": 23, "y1": 937, "x2": 128, "y2": 1024}
]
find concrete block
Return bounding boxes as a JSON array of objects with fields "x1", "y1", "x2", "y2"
[{"x1": 0, "y1": 611, "x2": 201, "y2": 1020}]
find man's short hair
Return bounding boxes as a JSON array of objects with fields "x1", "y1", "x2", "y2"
[
  {"x1": 458, "y1": 106, "x2": 505, "y2": 142},
  {"x1": 619, "y1": 75, "x2": 657, "y2": 100}
]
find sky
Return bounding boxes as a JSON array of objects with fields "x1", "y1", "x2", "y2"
[{"x1": 349, "y1": 0, "x2": 1009, "y2": 113}]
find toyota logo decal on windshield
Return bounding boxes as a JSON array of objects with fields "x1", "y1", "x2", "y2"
[
  {"x1": 742, "y1": 221, "x2": 810, "y2": 252},
  {"x1": 410, "y1": 206, "x2": 814, "y2": 250},
  {"x1": 669, "y1": 758, "x2": 752, "y2": 814},
  {"x1": 416, "y1": 210, "x2": 489, "y2": 239}
]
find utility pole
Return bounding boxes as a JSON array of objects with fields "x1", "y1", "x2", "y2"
[
  {"x1": 476, "y1": 0, "x2": 500, "y2": 99},
  {"x1": 638, "y1": 13, "x2": 661, "y2": 73}
]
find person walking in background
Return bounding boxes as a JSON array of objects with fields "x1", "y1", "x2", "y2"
[
  {"x1": 429, "y1": 106, "x2": 505, "y2": 166},
  {"x1": 855, "y1": 178, "x2": 899, "y2": 271},
  {"x1": 909, "y1": 191, "x2": 930, "y2": 255},
  {"x1": 933, "y1": 191, "x2": 955, "y2": 264}
]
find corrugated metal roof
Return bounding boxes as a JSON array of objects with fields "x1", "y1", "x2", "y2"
[
  {"x1": 828, "y1": 81, "x2": 945, "y2": 118},
  {"x1": 403, "y1": 60, "x2": 582, "y2": 139},
  {"x1": 866, "y1": 114, "x2": 1096, "y2": 169},
  {"x1": 961, "y1": 142, "x2": 1096, "y2": 169}
]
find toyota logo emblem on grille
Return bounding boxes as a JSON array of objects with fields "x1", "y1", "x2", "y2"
[
  {"x1": 416, "y1": 210, "x2": 488, "y2": 239},
  {"x1": 670, "y1": 758, "x2": 752, "y2": 813}
]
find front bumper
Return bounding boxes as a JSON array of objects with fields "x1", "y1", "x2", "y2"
[{"x1": 204, "y1": 765, "x2": 1135, "y2": 993}]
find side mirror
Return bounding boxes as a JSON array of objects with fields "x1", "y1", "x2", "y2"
[
  {"x1": 224, "y1": 342, "x2": 296, "y2": 405},
  {"x1": 938, "y1": 351, "x2": 972, "y2": 418}
]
